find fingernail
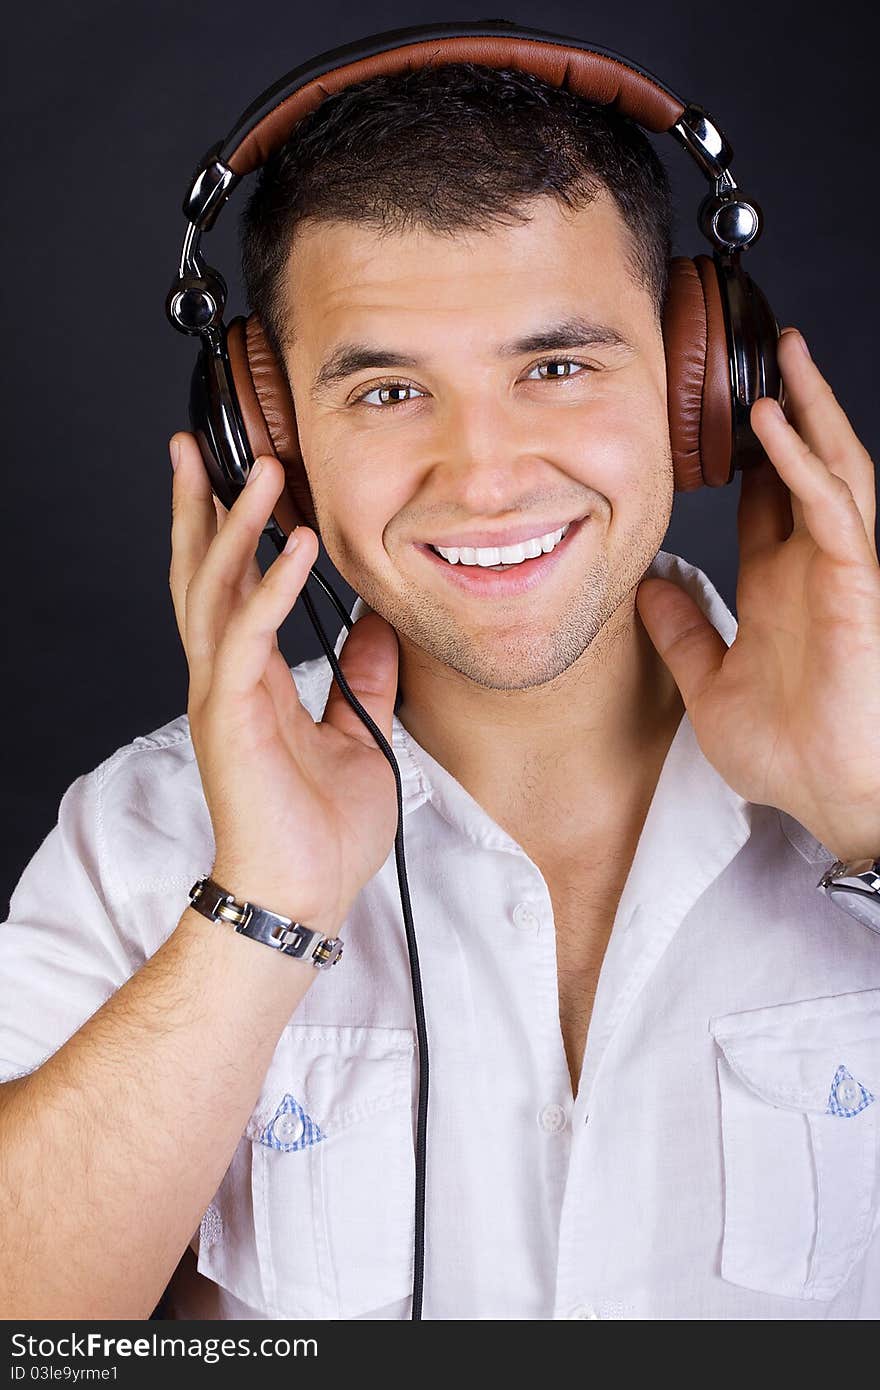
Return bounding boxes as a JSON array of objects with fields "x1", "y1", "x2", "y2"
[
  {"x1": 283, "y1": 526, "x2": 301, "y2": 555},
  {"x1": 245, "y1": 458, "x2": 263, "y2": 486},
  {"x1": 785, "y1": 329, "x2": 811, "y2": 360},
  {"x1": 169, "y1": 438, "x2": 180, "y2": 471}
]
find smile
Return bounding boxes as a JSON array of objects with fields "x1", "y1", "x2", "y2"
[
  {"x1": 414, "y1": 515, "x2": 589, "y2": 598},
  {"x1": 431, "y1": 521, "x2": 571, "y2": 568}
]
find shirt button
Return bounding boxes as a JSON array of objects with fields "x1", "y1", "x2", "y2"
[
  {"x1": 512, "y1": 902, "x2": 540, "y2": 931},
  {"x1": 538, "y1": 1103, "x2": 568, "y2": 1133},
  {"x1": 836, "y1": 1079, "x2": 861, "y2": 1108},
  {"x1": 274, "y1": 1111, "x2": 304, "y2": 1144},
  {"x1": 567, "y1": 1303, "x2": 600, "y2": 1319}
]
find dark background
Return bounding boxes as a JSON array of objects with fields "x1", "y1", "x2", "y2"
[{"x1": 3, "y1": 1, "x2": 878, "y2": 907}]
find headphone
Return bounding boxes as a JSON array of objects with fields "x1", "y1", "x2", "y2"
[{"x1": 165, "y1": 17, "x2": 783, "y2": 1321}]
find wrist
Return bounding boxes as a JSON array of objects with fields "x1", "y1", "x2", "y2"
[
  {"x1": 209, "y1": 861, "x2": 343, "y2": 940},
  {"x1": 189, "y1": 872, "x2": 345, "y2": 969}
]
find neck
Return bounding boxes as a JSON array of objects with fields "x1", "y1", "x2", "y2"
[{"x1": 395, "y1": 597, "x2": 685, "y2": 861}]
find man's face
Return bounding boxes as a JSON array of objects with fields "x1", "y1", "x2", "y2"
[{"x1": 284, "y1": 192, "x2": 673, "y2": 691}]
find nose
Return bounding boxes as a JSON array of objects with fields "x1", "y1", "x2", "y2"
[{"x1": 430, "y1": 391, "x2": 548, "y2": 513}]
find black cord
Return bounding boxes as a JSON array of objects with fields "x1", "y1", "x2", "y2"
[{"x1": 266, "y1": 531, "x2": 429, "y2": 1321}]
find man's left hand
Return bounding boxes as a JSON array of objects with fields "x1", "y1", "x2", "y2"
[{"x1": 637, "y1": 327, "x2": 880, "y2": 864}]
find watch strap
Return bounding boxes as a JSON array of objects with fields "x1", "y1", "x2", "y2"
[{"x1": 188, "y1": 875, "x2": 344, "y2": 968}]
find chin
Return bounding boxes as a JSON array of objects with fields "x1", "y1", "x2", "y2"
[
  {"x1": 371, "y1": 558, "x2": 612, "y2": 682},
  {"x1": 438, "y1": 626, "x2": 595, "y2": 691}
]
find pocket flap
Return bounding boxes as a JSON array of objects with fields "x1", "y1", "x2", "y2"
[
  {"x1": 244, "y1": 1024, "x2": 416, "y2": 1143},
  {"x1": 709, "y1": 988, "x2": 880, "y2": 1114}
]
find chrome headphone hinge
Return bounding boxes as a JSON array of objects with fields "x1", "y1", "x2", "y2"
[
  {"x1": 178, "y1": 222, "x2": 206, "y2": 284},
  {"x1": 670, "y1": 103, "x2": 734, "y2": 180},
  {"x1": 698, "y1": 187, "x2": 763, "y2": 253},
  {"x1": 167, "y1": 223, "x2": 229, "y2": 336},
  {"x1": 671, "y1": 106, "x2": 763, "y2": 253},
  {"x1": 167, "y1": 145, "x2": 239, "y2": 337},
  {"x1": 183, "y1": 142, "x2": 240, "y2": 232}
]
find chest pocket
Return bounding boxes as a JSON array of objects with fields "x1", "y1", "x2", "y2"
[
  {"x1": 196, "y1": 1023, "x2": 416, "y2": 1319},
  {"x1": 709, "y1": 988, "x2": 880, "y2": 1303}
]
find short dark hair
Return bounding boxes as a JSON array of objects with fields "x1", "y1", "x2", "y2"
[{"x1": 239, "y1": 63, "x2": 675, "y2": 366}]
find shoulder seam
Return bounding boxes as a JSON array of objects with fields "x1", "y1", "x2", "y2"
[
  {"x1": 129, "y1": 719, "x2": 192, "y2": 753},
  {"x1": 91, "y1": 720, "x2": 193, "y2": 907},
  {"x1": 94, "y1": 757, "x2": 122, "y2": 912}
]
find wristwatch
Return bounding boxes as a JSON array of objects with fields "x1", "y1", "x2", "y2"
[
  {"x1": 817, "y1": 856, "x2": 880, "y2": 936},
  {"x1": 188, "y1": 874, "x2": 344, "y2": 967}
]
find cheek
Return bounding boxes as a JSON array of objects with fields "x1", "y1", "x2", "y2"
[
  {"x1": 556, "y1": 392, "x2": 668, "y2": 498},
  {"x1": 298, "y1": 423, "x2": 416, "y2": 579}
]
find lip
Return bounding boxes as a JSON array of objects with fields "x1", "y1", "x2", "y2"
[
  {"x1": 414, "y1": 514, "x2": 589, "y2": 598},
  {"x1": 422, "y1": 514, "x2": 586, "y2": 550}
]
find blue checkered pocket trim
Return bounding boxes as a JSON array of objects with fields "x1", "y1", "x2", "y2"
[
  {"x1": 258, "y1": 1092, "x2": 326, "y2": 1151},
  {"x1": 826, "y1": 1063, "x2": 875, "y2": 1118}
]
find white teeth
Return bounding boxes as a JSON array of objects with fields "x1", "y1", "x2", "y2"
[{"x1": 432, "y1": 522, "x2": 571, "y2": 567}]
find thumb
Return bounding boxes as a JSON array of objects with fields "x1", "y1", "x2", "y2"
[
  {"x1": 635, "y1": 575, "x2": 726, "y2": 713},
  {"x1": 322, "y1": 610, "x2": 400, "y2": 748}
]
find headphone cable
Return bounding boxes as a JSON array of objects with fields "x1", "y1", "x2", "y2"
[{"x1": 266, "y1": 531, "x2": 429, "y2": 1321}]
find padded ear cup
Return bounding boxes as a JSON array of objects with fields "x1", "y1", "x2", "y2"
[
  {"x1": 225, "y1": 314, "x2": 319, "y2": 533},
  {"x1": 663, "y1": 254, "x2": 735, "y2": 490}
]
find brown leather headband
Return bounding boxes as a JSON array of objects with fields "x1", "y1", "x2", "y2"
[{"x1": 226, "y1": 36, "x2": 686, "y2": 176}]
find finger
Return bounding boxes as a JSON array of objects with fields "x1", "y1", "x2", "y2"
[
  {"x1": 259, "y1": 645, "x2": 316, "y2": 751},
  {"x1": 211, "y1": 524, "x2": 320, "y2": 709},
  {"x1": 779, "y1": 368, "x2": 807, "y2": 534},
  {"x1": 775, "y1": 327, "x2": 877, "y2": 537},
  {"x1": 736, "y1": 449, "x2": 794, "y2": 567},
  {"x1": 636, "y1": 576, "x2": 725, "y2": 715},
  {"x1": 321, "y1": 610, "x2": 400, "y2": 750},
  {"x1": 169, "y1": 431, "x2": 220, "y2": 646},
  {"x1": 750, "y1": 396, "x2": 878, "y2": 567},
  {"x1": 213, "y1": 495, "x2": 263, "y2": 602},
  {"x1": 185, "y1": 454, "x2": 288, "y2": 697}
]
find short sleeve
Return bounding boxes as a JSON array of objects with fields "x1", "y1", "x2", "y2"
[{"x1": 0, "y1": 761, "x2": 136, "y2": 1082}]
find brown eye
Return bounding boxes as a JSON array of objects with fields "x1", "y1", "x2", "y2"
[
  {"x1": 356, "y1": 382, "x2": 425, "y2": 407},
  {"x1": 528, "y1": 359, "x2": 587, "y2": 380}
]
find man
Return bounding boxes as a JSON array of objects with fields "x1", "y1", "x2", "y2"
[{"x1": 1, "y1": 64, "x2": 879, "y2": 1320}]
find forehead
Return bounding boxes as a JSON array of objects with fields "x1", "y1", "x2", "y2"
[{"x1": 284, "y1": 193, "x2": 650, "y2": 352}]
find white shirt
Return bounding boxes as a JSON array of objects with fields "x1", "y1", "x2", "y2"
[{"x1": 2, "y1": 548, "x2": 880, "y2": 1321}]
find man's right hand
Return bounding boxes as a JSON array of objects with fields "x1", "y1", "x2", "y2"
[{"x1": 168, "y1": 432, "x2": 401, "y2": 938}]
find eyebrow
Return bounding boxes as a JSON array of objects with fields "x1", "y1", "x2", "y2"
[{"x1": 310, "y1": 316, "x2": 633, "y2": 396}]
